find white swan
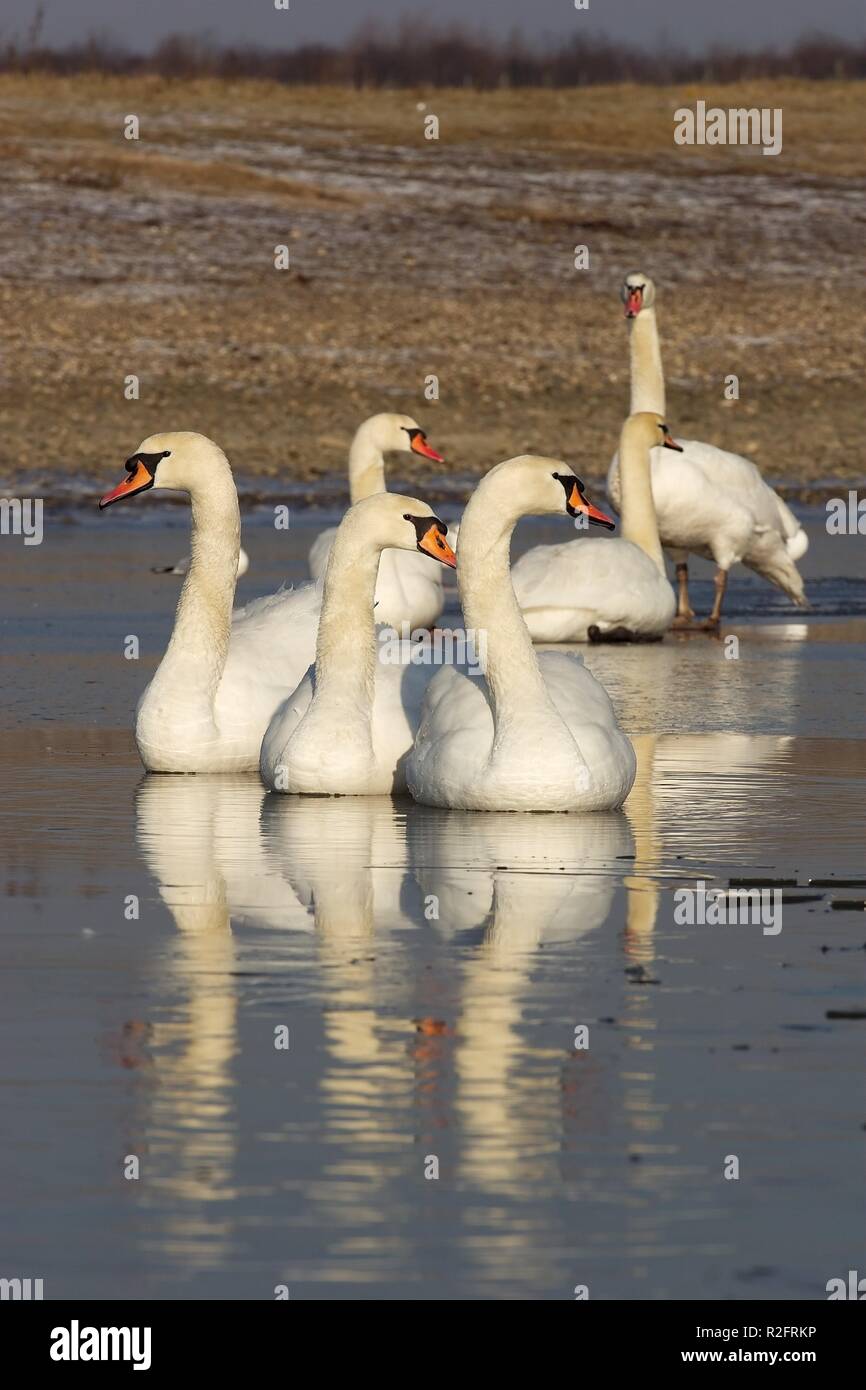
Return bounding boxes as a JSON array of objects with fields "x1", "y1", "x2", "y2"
[
  {"x1": 261, "y1": 493, "x2": 457, "y2": 796},
  {"x1": 153, "y1": 546, "x2": 250, "y2": 579},
  {"x1": 308, "y1": 413, "x2": 448, "y2": 629},
  {"x1": 100, "y1": 432, "x2": 321, "y2": 773},
  {"x1": 406, "y1": 457, "x2": 637, "y2": 812},
  {"x1": 607, "y1": 272, "x2": 808, "y2": 627},
  {"x1": 511, "y1": 413, "x2": 679, "y2": 642}
]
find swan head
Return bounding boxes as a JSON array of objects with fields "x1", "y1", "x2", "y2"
[
  {"x1": 622, "y1": 412, "x2": 683, "y2": 454},
  {"x1": 621, "y1": 271, "x2": 656, "y2": 319},
  {"x1": 350, "y1": 492, "x2": 457, "y2": 567},
  {"x1": 99, "y1": 432, "x2": 230, "y2": 508},
  {"x1": 359, "y1": 413, "x2": 445, "y2": 463},
  {"x1": 499, "y1": 456, "x2": 616, "y2": 530}
]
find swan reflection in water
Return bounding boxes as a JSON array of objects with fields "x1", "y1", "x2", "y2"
[{"x1": 133, "y1": 773, "x2": 638, "y2": 1286}]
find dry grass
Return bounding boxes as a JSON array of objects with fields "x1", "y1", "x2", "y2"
[
  {"x1": 0, "y1": 75, "x2": 863, "y2": 176},
  {"x1": 0, "y1": 75, "x2": 863, "y2": 493}
]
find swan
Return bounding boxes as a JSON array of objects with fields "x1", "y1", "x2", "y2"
[
  {"x1": 308, "y1": 413, "x2": 448, "y2": 629},
  {"x1": 607, "y1": 272, "x2": 808, "y2": 627},
  {"x1": 99, "y1": 432, "x2": 322, "y2": 774},
  {"x1": 153, "y1": 546, "x2": 249, "y2": 578},
  {"x1": 511, "y1": 413, "x2": 680, "y2": 642},
  {"x1": 261, "y1": 492, "x2": 457, "y2": 796},
  {"x1": 406, "y1": 456, "x2": 637, "y2": 812}
]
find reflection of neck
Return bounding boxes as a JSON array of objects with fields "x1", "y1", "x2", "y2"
[
  {"x1": 629, "y1": 307, "x2": 665, "y2": 416},
  {"x1": 457, "y1": 467, "x2": 564, "y2": 737},
  {"x1": 348, "y1": 423, "x2": 387, "y2": 502},
  {"x1": 619, "y1": 426, "x2": 666, "y2": 574}
]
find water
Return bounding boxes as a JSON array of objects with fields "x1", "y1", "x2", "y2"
[{"x1": 0, "y1": 508, "x2": 863, "y2": 1300}]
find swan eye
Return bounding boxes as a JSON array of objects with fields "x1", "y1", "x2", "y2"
[{"x1": 554, "y1": 471, "x2": 584, "y2": 491}]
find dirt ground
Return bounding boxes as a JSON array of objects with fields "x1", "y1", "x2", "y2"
[{"x1": 0, "y1": 75, "x2": 863, "y2": 502}]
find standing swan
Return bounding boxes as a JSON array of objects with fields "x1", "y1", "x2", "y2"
[
  {"x1": 607, "y1": 272, "x2": 808, "y2": 627},
  {"x1": 511, "y1": 413, "x2": 680, "y2": 642},
  {"x1": 308, "y1": 413, "x2": 448, "y2": 629},
  {"x1": 261, "y1": 494, "x2": 456, "y2": 796},
  {"x1": 407, "y1": 457, "x2": 636, "y2": 812},
  {"x1": 100, "y1": 432, "x2": 321, "y2": 773}
]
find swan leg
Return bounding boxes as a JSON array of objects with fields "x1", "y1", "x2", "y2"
[
  {"x1": 702, "y1": 568, "x2": 728, "y2": 629},
  {"x1": 671, "y1": 562, "x2": 696, "y2": 626}
]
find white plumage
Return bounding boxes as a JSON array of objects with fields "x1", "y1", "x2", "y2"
[
  {"x1": 512, "y1": 414, "x2": 679, "y2": 642},
  {"x1": 308, "y1": 413, "x2": 448, "y2": 630},
  {"x1": 407, "y1": 456, "x2": 636, "y2": 813},
  {"x1": 100, "y1": 431, "x2": 321, "y2": 773},
  {"x1": 611, "y1": 271, "x2": 808, "y2": 622},
  {"x1": 262, "y1": 493, "x2": 458, "y2": 796}
]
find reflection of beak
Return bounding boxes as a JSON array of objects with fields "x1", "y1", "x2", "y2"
[
  {"x1": 624, "y1": 289, "x2": 643, "y2": 319},
  {"x1": 568, "y1": 482, "x2": 616, "y2": 530},
  {"x1": 99, "y1": 460, "x2": 154, "y2": 509},
  {"x1": 418, "y1": 523, "x2": 457, "y2": 568},
  {"x1": 411, "y1": 434, "x2": 445, "y2": 463},
  {"x1": 662, "y1": 430, "x2": 684, "y2": 452}
]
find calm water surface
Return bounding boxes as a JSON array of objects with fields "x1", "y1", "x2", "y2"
[{"x1": 0, "y1": 509, "x2": 863, "y2": 1299}]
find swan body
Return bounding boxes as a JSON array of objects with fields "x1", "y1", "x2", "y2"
[
  {"x1": 154, "y1": 546, "x2": 249, "y2": 578},
  {"x1": 512, "y1": 414, "x2": 678, "y2": 642},
  {"x1": 308, "y1": 413, "x2": 448, "y2": 629},
  {"x1": 100, "y1": 432, "x2": 321, "y2": 774},
  {"x1": 261, "y1": 493, "x2": 457, "y2": 796},
  {"x1": 608, "y1": 272, "x2": 808, "y2": 621},
  {"x1": 608, "y1": 437, "x2": 808, "y2": 597},
  {"x1": 407, "y1": 457, "x2": 636, "y2": 812}
]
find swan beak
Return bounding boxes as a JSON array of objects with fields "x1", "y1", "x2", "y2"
[
  {"x1": 624, "y1": 288, "x2": 643, "y2": 319},
  {"x1": 99, "y1": 460, "x2": 155, "y2": 509},
  {"x1": 662, "y1": 428, "x2": 684, "y2": 452},
  {"x1": 418, "y1": 523, "x2": 457, "y2": 568},
  {"x1": 568, "y1": 483, "x2": 616, "y2": 531},
  {"x1": 410, "y1": 432, "x2": 445, "y2": 463}
]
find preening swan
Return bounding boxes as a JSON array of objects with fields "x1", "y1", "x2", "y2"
[
  {"x1": 406, "y1": 457, "x2": 637, "y2": 812},
  {"x1": 153, "y1": 546, "x2": 250, "y2": 578},
  {"x1": 607, "y1": 272, "x2": 808, "y2": 627},
  {"x1": 308, "y1": 413, "x2": 448, "y2": 629},
  {"x1": 261, "y1": 493, "x2": 457, "y2": 796},
  {"x1": 512, "y1": 413, "x2": 679, "y2": 642},
  {"x1": 100, "y1": 432, "x2": 321, "y2": 774}
]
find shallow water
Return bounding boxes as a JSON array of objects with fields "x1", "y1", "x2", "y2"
[{"x1": 0, "y1": 510, "x2": 863, "y2": 1299}]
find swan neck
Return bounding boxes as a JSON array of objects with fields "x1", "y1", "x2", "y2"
[
  {"x1": 313, "y1": 520, "x2": 382, "y2": 710},
  {"x1": 629, "y1": 307, "x2": 666, "y2": 416},
  {"x1": 348, "y1": 431, "x2": 386, "y2": 503},
  {"x1": 161, "y1": 483, "x2": 240, "y2": 695},
  {"x1": 457, "y1": 479, "x2": 558, "y2": 724},
  {"x1": 618, "y1": 431, "x2": 666, "y2": 575}
]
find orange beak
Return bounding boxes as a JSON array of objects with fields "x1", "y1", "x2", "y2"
[
  {"x1": 568, "y1": 481, "x2": 616, "y2": 530},
  {"x1": 99, "y1": 460, "x2": 154, "y2": 509},
  {"x1": 662, "y1": 428, "x2": 683, "y2": 452},
  {"x1": 418, "y1": 523, "x2": 457, "y2": 568},
  {"x1": 410, "y1": 433, "x2": 445, "y2": 463},
  {"x1": 624, "y1": 288, "x2": 643, "y2": 319}
]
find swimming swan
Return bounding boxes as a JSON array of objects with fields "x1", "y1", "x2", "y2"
[
  {"x1": 100, "y1": 432, "x2": 321, "y2": 773},
  {"x1": 308, "y1": 413, "x2": 448, "y2": 629},
  {"x1": 261, "y1": 493, "x2": 457, "y2": 796},
  {"x1": 607, "y1": 272, "x2": 808, "y2": 627},
  {"x1": 406, "y1": 456, "x2": 637, "y2": 812},
  {"x1": 511, "y1": 413, "x2": 680, "y2": 642}
]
